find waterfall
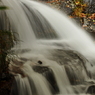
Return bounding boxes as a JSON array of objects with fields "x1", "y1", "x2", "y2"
[
  {"x1": 2, "y1": 0, "x2": 95, "y2": 62},
  {"x1": 19, "y1": 0, "x2": 95, "y2": 62},
  {"x1": 1, "y1": 0, "x2": 95, "y2": 95}
]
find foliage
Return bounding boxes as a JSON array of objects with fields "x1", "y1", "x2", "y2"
[
  {"x1": 0, "y1": 6, "x2": 8, "y2": 10},
  {"x1": 46, "y1": 0, "x2": 95, "y2": 34},
  {"x1": 0, "y1": 6, "x2": 14, "y2": 80},
  {"x1": 0, "y1": 30, "x2": 14, "y2": 77},
  {"x1": 0, "y1": 31, "x2": 13, "y2": 50}
]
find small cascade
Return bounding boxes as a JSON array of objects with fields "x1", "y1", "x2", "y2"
[
  {"x1": 34, "y1": 56, "x2": 74, "y2": 94},
  {"x1": 20, "y1": 62, "x2": 51, "y2": 95},
  {"x1": 50, "y1": 63, "x2": 74, "y2": 95},
  {"x1": 13, "y1": 74, "x2": 32, "y2": 95},
  {"x1": 51, "y1": 64, "x2": 74, "y2": 94}
]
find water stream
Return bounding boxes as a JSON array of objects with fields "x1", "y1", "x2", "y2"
[
  {"x1": 2, "y1": 0, "x2": 95, "y2": 61},
  {"x1": 1, "y1": 0, "x2": 95, "y2": 95}
]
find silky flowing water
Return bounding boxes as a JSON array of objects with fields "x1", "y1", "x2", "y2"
[{"x1": 1, "y1": 0, "x2": 95, "y2": 95}]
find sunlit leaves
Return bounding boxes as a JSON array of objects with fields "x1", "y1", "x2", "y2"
[
  {"x1": 75, "y1": 1, "x2": 80, "y2": 5},
  {"x1": 89, "y1": 13, "x2": 95, "y2": 19}
]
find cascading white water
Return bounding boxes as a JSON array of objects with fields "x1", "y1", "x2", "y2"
[
  {"x1": 37, "y1": 58, "x2": 74, "y2": 94},
  {"x1": 1, "y1": 0, "x2": 95, "y2": 95},
  {"x1": 21, "y1": 62, "x2": 52, "y2": 95},
  {"x1": 2, "y1": 0, "x2": 36, "y2": 48},
  {"x1": 50, "y1": 65, "x2": 69, "y2": 94},
  {"x1": 20, "y1": 0, "x2": 95, "y2": 62},
  {"x1": 2, "y1": 0, "x2": 95, "y2": 62},
  {"x1": 14, "y1": 74, "x2": 32, "y2": 95}
]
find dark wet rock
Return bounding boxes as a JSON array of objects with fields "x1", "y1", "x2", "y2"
[
  {"x1": 50, "y1": 49, "x2": 92, "y2": 85},
  {"x1": 38, "y1": 60, "x2": 43, "y2": 64},
  {"x1": 86, "y1": 85, "x2": 95, "y2": 94},
  {"x1": 0, "y1": 74, "x2": 14, "y2": 95}
]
